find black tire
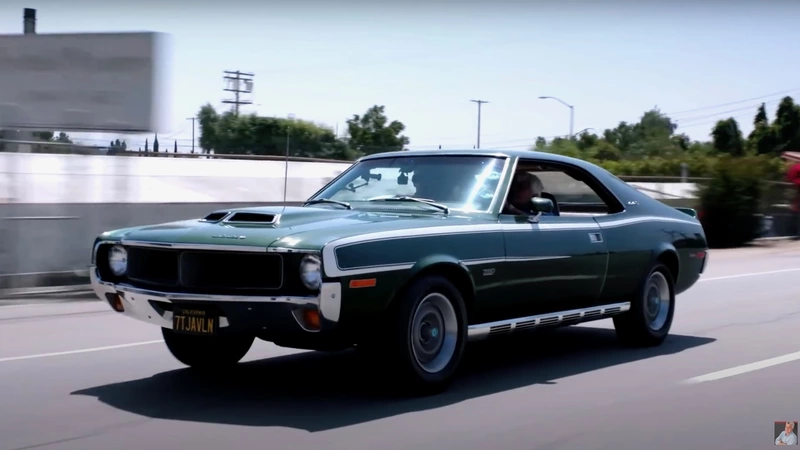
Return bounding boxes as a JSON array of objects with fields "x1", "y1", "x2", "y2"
[
  {"x1": 613, "y1": 262, "x2": 675, "y2": 347},
  {"x1": 378, "y1": 275, "x2": 468, "y2": 395},
  {"x1": 161, "y1": 328, "x2": 255, "y2": 369}
]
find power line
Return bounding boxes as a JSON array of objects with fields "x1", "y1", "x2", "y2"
[
  {"x1": 222, "y1": 70, "x2": 254, "y2": 116},
  {"x1": 674, "y1": 98, "x2": 784, "y2": 124},
  {"x1": 665, "y1": 88, "x2": 800, "y2": 116}
]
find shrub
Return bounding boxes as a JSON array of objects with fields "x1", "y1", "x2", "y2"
[
  {"x1": 696, "y1": 155, "x2": 768, "y2": 248},
  {"x1": 592, "y1": 155, "x2": 787, "y2": 180}
]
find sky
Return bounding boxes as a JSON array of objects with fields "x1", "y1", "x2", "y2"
[{"x1": 1, "y1": 0, "x2": 799, "y2": 153}]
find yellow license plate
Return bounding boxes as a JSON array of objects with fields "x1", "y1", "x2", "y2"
[{"x1": 172, "y1": 308, "x2": 217, "y2": 335}]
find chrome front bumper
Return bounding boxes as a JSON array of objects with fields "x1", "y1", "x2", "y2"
[{"x1": 89, "y1": 266, "x2": 342, "y2": 331}]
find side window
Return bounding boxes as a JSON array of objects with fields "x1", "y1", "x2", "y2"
[
  {"x1": 505, "y1": 161, "x2": 623, "y2": 216},
  {"x1": 532, "y1": 170, "x2": 603, "y2": 204}
]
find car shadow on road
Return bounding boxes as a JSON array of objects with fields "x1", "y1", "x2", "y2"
[{"x1": 72, "y1": 326, "x2": 714, "y2": 431}]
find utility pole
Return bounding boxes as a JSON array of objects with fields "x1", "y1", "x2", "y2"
[
  {"x1": 222, "y1": 71, "x2": 254, "y2": 115},
  {"x1": 282, "y1": 113, "x2": 295, "y2": 203},
  {"x1": 186, "y1": 117, "x2": 195, "y2": 153},
  {"x1": 470, "y1": 99, "x2": 489, "y2": 149}
]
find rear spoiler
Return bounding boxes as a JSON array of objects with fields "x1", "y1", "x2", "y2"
[{"x1": 675, "y1": 207, "x2": 698, "y2": 218}]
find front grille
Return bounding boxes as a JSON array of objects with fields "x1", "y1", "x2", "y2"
[
  {"x1": 125, "y1": 247, "x2": 283, "y2": 291},
  {"x1": 127, "y1": 248, "x2": 180, "y2": 287},
  {"x1": 180, "y1": 251, "x2": 283, "y2": 289}
]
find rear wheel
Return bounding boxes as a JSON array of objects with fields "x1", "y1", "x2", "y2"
[
  {"x1": 613, "y1": 262, "x2": 675, "y2": 347},
  {"x1": 162, "y1": 328, "x2": 255, "y2": 369}
]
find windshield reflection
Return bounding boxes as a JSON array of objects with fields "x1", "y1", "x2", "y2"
[{"x1": 309, "y1": 155, "x2": 507, "y2": 212}]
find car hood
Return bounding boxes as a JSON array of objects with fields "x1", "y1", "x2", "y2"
[{"x1": 103, "y1": 205, "x2": 493, "y2": 250}]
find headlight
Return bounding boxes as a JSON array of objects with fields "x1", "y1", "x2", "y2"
[
  {"x1": 299, "y1": 254, "x2": 322, "y2": 290},
  {"x1": 108, "y1": 245, "x2": 128, "y2": 276}
]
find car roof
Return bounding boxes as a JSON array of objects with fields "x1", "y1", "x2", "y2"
[
  {"x1": 359, "y1": 148, "x2": 598, "y2": 171},
  {"x1": 356, "y1": 149, "x2": 685, "y2": 218}
]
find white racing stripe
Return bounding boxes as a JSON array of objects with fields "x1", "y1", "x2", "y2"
[
  {"x1": 685, "y1": 351, "x2": 800, "y2": 384},
  {"x1": 700, "y1": 268, "x2": 800, "y2": 282},
  {"x1": 0, "y1": 340, "x2": 163, "y2": 363}
]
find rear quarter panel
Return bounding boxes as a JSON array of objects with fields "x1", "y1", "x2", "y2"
[{"x1": 593, "y1": 172, "x2": 707, "y2": 301}]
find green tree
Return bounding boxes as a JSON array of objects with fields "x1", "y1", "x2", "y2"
[
  {"x1": 109, "y1": 139, "x2": 127, "y2": 151},
  {"x1": 54, "y1": 132, "x2": 72, "y2": 143},
  {"x1": 754, "y1": 102, "x2": 768, "y2": 125},
  {"x1": 697, "y1": 155, "x2": 766, "y2": 248},
  {"x1": 345, "y1": 105, "x2": 409, "y2": 155},
  {"x1": 711, "y1": 118, "x2": 745, "y2": 156},
  {"x1": 196, "y1": 104, "x2": 359, "y2": 160},
  {"x1": 544, "y1": 137, "x2": 582, "y2": 158},
  {"x1": 575, "y1": 131, "x2": 598, "y2": 152},
  {"x1": 197, "y1": 104, "x2": 220, "y2": 154},
  {"x1": 33, "y1": 131, "x2": 54, "y2": 141},
  {"x1": 773, "y1": 96, "x2": 800, "y2": 153},
  {"x1": 586, "y1": 140, "x2": 622, "y2": 161},
  {"x1": 747, "y1": 103, "x2": 778, "y2": 155}
]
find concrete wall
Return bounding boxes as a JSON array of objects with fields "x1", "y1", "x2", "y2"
[
  {"x1": 0, "y1": 202, "x2": 304, "y2": 289},
  {"x1": 0, "y1": 153, "x2": 353, "y2": 289},
  {"x1": 0, "y1": 152, "x2": 352, "y2": 203}
]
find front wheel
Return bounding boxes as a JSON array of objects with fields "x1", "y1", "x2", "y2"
[
  {"x1": 162, "y1": 328, "x2": 255, "y2": 369},
  {"x1": 381, "y1": 275, "x2": 468, "y2": 395},
  {"x1": 613, "y1": 262, "x2": 675, "y2": 347}
]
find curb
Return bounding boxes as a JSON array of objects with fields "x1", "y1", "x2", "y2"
[{"x1": 0, "y1": 285, "x2": 95, "y2": 300}]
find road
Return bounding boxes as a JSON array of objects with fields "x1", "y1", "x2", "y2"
[{"x1": 1, "y1": 242, "x2": 799, "y2": 450}]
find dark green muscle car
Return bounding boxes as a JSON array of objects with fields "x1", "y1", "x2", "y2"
[{"x1": 90, "y1": 149, "x2": 708, "y2": 394}]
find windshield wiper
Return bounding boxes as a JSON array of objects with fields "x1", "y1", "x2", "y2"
[
  {"x1": 302, "y1": 198, "x2": 352, "y2": 209},
  {"x1": 368, "y1": 196, "x2": 449, "y2": 214}
]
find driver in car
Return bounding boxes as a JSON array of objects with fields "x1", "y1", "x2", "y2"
[
  {"x1": 412, "y1": 166, "x2": 446, "y2": 199},
  {"x1": 503, "y1": 171, "x2": 558, "y2": 216}
]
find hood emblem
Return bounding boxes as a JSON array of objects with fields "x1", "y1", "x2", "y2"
[{"x1": 211, "y1": 234, "x2": 246, "y2": 240}]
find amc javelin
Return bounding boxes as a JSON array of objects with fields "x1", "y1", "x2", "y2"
[{"x1": 90, "y1": 149, "x2": 708, "y2": 394}]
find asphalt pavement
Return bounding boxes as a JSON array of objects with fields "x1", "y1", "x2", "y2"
[{"x1": 1, "y1": 243, "x2": 800, "y2": 450}]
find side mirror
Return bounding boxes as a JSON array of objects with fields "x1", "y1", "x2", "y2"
[{"x1": 531, "y1": 197, "x2": 554, "y2": 214}]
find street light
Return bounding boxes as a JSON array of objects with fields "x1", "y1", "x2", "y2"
[{"x1": 539, "y1": 96, "x2": 574, "y2": 138}]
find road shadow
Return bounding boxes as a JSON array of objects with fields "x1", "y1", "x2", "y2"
[{"x1": 72, "y1": 326, "x2": 714, "y2": 431}]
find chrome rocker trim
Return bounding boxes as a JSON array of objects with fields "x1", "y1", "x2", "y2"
[
  {"x1": 467, "y1": 301, "x2": 631, "y2": 341},
  {"x1": 89, "y1": 267, "x2": 341, "y2": 331}
]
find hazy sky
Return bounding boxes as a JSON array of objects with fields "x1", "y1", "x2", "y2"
[{"x1": 1, "y1": 0, "x2": 799, "y2": 153}]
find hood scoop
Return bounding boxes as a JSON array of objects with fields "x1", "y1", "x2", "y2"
[
  {"x1": 225, "y1": 212, "x2": 280, "y2": 224},
  {"x1": 201, "y1": 211, "x2": 229, "y2": 222}
]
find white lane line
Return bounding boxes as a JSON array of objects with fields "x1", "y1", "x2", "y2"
[
  {"x1": 700, "y1": 268, "x2": 800, "y2": 282},
  {"x1": 0, "y1": 340, "x2": 163, "y2": 363},
  {"x1": 685, "y1": 351, "x2": 800, "y2": 384}
]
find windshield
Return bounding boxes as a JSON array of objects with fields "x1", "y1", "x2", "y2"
[{"x1": 309, "y1": 155, "x2": 507, "y2": 212}]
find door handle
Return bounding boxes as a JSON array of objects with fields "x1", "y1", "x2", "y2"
[{"x1": 589, "y1": 232, "x2": 603, "y2": 243}]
